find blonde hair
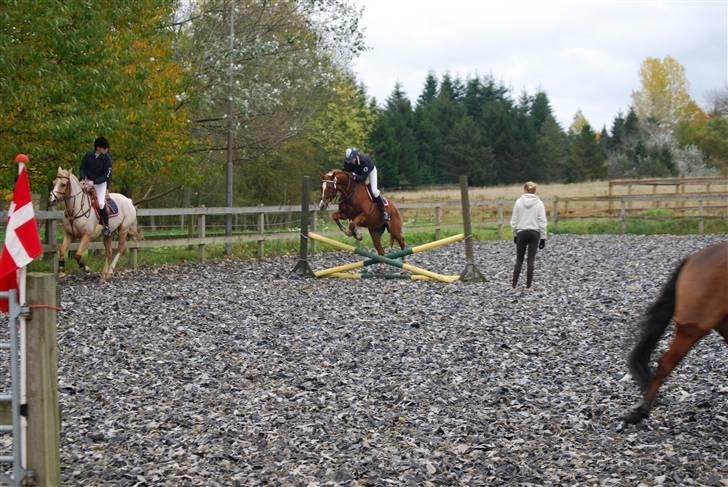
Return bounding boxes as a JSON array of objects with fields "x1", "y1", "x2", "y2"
[{"x1": 524, "y1": 181, "x2": 537, "y2": 193}]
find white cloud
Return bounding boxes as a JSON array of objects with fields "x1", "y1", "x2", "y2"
[{"x1": 352, "y1": 0, "x2": 727, "y2": 130}]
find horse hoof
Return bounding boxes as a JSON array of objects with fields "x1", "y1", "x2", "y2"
[{"x1": 622, "y1": 408, "x2": 648, "y2": 425}]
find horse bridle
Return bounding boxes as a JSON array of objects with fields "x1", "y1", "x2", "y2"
[
  {"x1": 52, "y1": 175, "x2": 93, "y2": 221},
  {"x1": 322, "y1": 172, "x2": 353, "y2": 205}
]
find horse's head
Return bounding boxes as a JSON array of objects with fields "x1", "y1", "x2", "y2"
[
  {"x1": 319, "y1": 170, "x2": 346, "y2": 210},
  {"x1": 49, "y1": 167, "x2": 73, "y2": 206}
]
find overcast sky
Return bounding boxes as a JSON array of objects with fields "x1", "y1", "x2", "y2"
[{"x1": 351, "y1": 0, "x2": 726, "y2": 131}]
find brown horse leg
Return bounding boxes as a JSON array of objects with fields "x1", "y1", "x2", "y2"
[
  {"x1": 75, "y1": 234, "x2": 93, "y2": 273},
  {"x1": 624, "y1": 322, "x2": 709, "y2": 424},
  {"x1": 349, "y1": 215, "x2": 367, "y2": 241},
  {"x1": 717, "y1": 316, "x2": 728, "y2": 346},
  {"x1": 58, "y1": 233, "x2": 72, "y2": 277},
  {"x1": 369, "y1": 229, "x2": 385, "y2": 255},
  {"x1": 332, "y1": 211, "x2": 350, "y2": 236}
]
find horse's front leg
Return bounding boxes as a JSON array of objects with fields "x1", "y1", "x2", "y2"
[
  {"x1": 101, "y1": 235, "x2": 113, "y2": 281},
  {"x1": 349, "y1": 215, "x2": 367, "y2": 241},
  {"x1": 58, "y1": 233, "x2": 72, "y2": 278},
  {"x1": 332, "y1": 211, "x2": 351, "y2": 236},
  {"x1": 75, "y1": 234, "x2": 93, "y2": 273}
]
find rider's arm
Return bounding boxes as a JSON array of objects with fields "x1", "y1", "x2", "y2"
[{"x1": 79, "y1": 154, "x2": 88, "y2": 180}]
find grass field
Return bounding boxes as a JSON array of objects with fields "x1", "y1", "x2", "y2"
[{"x1": 388, "y1": 178, "x2": 727, "y2": 202}]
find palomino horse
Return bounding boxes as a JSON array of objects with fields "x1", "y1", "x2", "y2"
[
  {"x1": 624, "y1": 241, "x2": 728, "y2": 424},
  {"x1": 318, "y1": 169, "x2": 406, "y2": 256},
  {"x1": 49, "y1": 167, "x2": 140, "y2": 280}
]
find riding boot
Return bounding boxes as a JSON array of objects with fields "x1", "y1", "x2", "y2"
[
  {"x1": 99, "y1": 207, "x2": 111, "y2": 237},
  {"x1": 376, "y1": 196, "x2": 390, "y2": 222}
]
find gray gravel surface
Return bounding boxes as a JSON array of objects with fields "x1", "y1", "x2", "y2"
[{"x1": 55, "y1": 234, "x2": 727, "y2": 486}]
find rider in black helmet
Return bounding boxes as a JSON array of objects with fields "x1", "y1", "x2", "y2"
[
  {"x1": 79, "y1": 137, "x2": 113, "y2": 237},
  {"x1": 343, "y1": 147, "x2": 389, "y2": 222}
]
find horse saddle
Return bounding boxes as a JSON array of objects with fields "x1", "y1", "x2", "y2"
[
  {"x1": 88, "y1": 187, "x2": 120, "y2": 218},
  {"x1": 366, "y1": 186, "x2": 389, "y2": 206}
]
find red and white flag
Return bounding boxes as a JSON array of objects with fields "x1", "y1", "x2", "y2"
[{"x1": 0, "y1": 154, "x2": 43, "y2": 312}]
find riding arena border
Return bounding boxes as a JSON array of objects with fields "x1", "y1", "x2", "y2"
[{"x1": 292, "y1": 175, "x2": 486, "y2": 283}]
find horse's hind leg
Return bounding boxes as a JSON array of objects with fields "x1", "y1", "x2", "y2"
[
  {"x1": 109, "y1": 229, "x2": 129, "y2": 276},
  {"x1": 624, "y1": 322, "x2": 709, "y2": 424},
  {"x1": 370, "y1": 229, "x2": 385, "y2": 256}
]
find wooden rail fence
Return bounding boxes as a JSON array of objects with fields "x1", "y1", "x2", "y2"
[{"x1": 1, "y1": 192, "x2": 726, "y2": 270}]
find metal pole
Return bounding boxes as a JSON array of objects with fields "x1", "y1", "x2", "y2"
[
  {"x1": 225, "y1": 0, "x2": 235, "y2": 256},
  {"x1": 292, "y1": 176, "x2": 314, "y2": 276},
  {"x1": 458, "y1": 176, "x2": 486, "y2": 282}
]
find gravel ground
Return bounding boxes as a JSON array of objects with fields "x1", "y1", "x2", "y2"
[{"x1": 53, "y1": 234, "x2": 727, "y2": 485}]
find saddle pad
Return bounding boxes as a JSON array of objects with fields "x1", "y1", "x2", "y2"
[
  {"x1": 106, "y1": 199, "x2": 119, "y2": 217},
  {"x1": 94, "y1": 199, "x2": 120, "y2": 220},
  {"x1": 366, "y1": 187, "x2": 389, "y2": 206}
]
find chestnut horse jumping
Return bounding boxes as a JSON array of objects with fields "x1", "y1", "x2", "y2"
[
  {"x1": 624, "y1": 241, "x2": 728, "y2": 424},
  {"x1": 318, "y1": 169, "x2": 406, "y2": 256}
]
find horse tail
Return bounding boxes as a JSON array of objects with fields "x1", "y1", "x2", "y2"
[{"x1": 628, "y1": 258, "x2": 687, "y2": 391}]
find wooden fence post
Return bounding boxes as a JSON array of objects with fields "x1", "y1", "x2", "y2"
[
  {"x1": 620, "y1": 199, "x2": 626, "y2": 235},
  {"x1": 26, "y1": 273, "x2": 61, "y2": 487},
  {"x1": 310, "y1": 209, "x2": 318, "y2": 253},
  {"x1": 698, "y1": 199, "x2": 704, "y2": 235},
  {"x1": 46, "y1": 219, "x2": 58, "y2": 274},
  {"x1": 552, "y1": 196, "x2": 560, "y2": 233},
  {"x1": 198, "y1": 210, "x2": 206, "y2": 262},
  {"x1": 496, "y1": 199, "x2": 504, "y2": 240},
  {"x1": 434, "y1": 205, "x2": 441, "y2": 241},
  {"x1": 256, "y1": 204, "x2": 265, "y2": 259},
  {"x1": 608, "y1": 182, "x2": 613, "y2": 213}
]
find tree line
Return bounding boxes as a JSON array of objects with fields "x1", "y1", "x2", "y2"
[
  {"x1": 365, "y1": 58, "x2": 725, "y2": 188},
  {"x1": 1, "y1": 1, "x2": 725, "y2": 207}
]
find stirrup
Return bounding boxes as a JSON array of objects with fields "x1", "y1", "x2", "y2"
[{"x1": 102, "y1": 226, "x2": 112, "y2": 237}]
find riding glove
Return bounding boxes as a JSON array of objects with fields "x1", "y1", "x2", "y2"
[{"x1": 538, "y1": 239, "x2": 546, "y2": 250}]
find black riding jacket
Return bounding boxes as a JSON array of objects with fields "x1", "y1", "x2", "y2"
[
  {"x1": 343, "y1": 152, "x2": 374, "y2": 182},
  {"x1": 79, "y1": 150, "x2": 112, "y2": 184}
]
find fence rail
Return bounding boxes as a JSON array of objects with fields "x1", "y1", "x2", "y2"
[{"x1": 1, "y1": 191, "x2": 726, "y2": 270}]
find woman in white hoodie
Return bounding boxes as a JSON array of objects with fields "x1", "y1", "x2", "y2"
[{"x1": 510, "y1": 181, "x2": 547, "y2": 289}]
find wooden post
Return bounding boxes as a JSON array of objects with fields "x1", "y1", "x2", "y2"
[
  {"x1": 652, "y1": 184, "x2": 657, "y2": 208},
  {"x1": 46, "y1": 218, "x2": 58, "y2": 274},
  {"x1": 608, "y1": 181, "x2": 613, "y2": 213},
  {"x1": 434, "y1": 205, "x2": 441, "y2": 241},
  {"x1": 496, "y1": 199, "x2": 504, "y2": 240},
  {"x1": 129, "y1": 244, "x2": 139, "y2": 270},
  {"x1": 256, "y1": 204, "x2": 265, "y2": 259},
  {"x1": 552, "y1": 196, "x2": 560, "y2": 233},
  {"x1": 627, "y1": 184, "x2": 632, "y2": 210},
  {"x1": 698, "y1": 199, "x2": 704, "y2": 235},
  {"x1": 310, "y1": 210, "x2": 318, "y2": 253},
  {"x1": 458, "y1": 176, "x2": 486, "y2": 282},
  {"x1": 620, "y1": 199, "x2": 626, "y2": 235},
  {"x1": 292, "y1": 176, "x2": 314, "y2": 276},
  {"x1": 198, "y1": 211, "x2": 206, "y2": 262},
  {"x1": 26, "y1": 273, "x2": 61, "y2": 487}
]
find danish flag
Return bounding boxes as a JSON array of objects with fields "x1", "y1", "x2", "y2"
[{"x1": 0, "y1": 154, "x2": 43, "y2": 312}]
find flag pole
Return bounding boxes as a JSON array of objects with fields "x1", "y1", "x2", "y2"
[{"x1": 15, "y1": 153, "x2": 29, "y2": 470}]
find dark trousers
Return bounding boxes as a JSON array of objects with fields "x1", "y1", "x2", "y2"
[{"x1": 512, "y1": 230, "x2": 539, "y2": 288}]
